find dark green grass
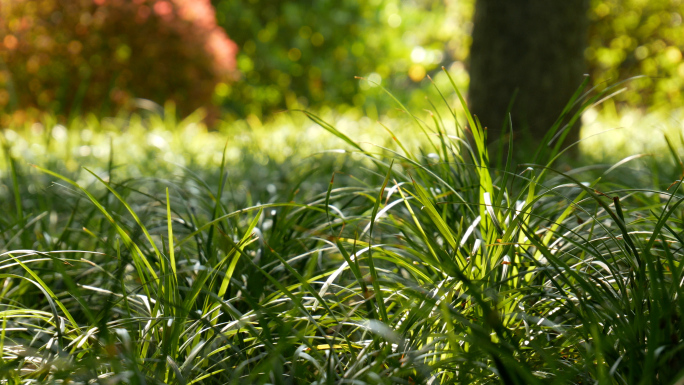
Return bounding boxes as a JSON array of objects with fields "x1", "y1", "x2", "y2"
[{"x1": 1, "y1": 73, "x2": 683, "y2": 384}]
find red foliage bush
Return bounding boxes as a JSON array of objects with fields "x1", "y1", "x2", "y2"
[{"x1": 0, "y1": 0, "x2": 238, "y2": 120}]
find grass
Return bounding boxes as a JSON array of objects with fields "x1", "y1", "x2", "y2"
[
  {"x1": 580, "y1": 103, "x2": 684, "y2": 163},
  {"x1": 1, "y1": 72, "x2": 684, "y2": 384}
]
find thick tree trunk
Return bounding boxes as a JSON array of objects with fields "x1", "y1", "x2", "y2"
[{"x1": 468, "y1": 0, "x2": 589, "y2": 152}]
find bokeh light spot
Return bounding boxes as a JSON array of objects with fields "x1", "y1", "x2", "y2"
[
  {"x1": 3, "y1": 35, "x2": 18, "y2": 50},
  {"x1": 634, "y1": 45, "x2": 649, "y2": 60},
  {"x1": 288, "y1": 48, "x2": 302, "y2": 61},
  {"x1": 153, "y1": 1, "x2": 173, "y2": 17},
  {"x1": 311, "y1": 32, "x2": 324, "y2": 47},
  {"x1": 665, "y1": 46, "x2": 682, "y2": 63},
  {"x1": 215, "y1": 83, "x2": 230, "y2": 97},
  {"x1": 299, "y1": 26, "x2": 312, "y2": 39},
  {"x1": 411, "y1": 46, "x2": 426, "y2": 63},
  {"x1": 388, "y1": 14, "x2": 402, "y2": 28},
  {"x1": 408, "y1": 65, "x2": 426, "y2": 82},
  {"x1": 367, "y1": 72, "x2": 381, "y2": 87}
]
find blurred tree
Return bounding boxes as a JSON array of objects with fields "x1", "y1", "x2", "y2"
[
  {"x1": 215, "y1": 0, "x2": 683, "y2": 126},
  {"x1": 212, "y1": 0, "x2": 472, "y2": 119},
  {"x1": 212, "y1": 0, "x2": 368, "y2": 117},
  {"x1": 0, "y1": 0, "x2": 237, "y2": 122},
  {"x1": 468, "y1": 0, "x2": 589, "y2": 149}
]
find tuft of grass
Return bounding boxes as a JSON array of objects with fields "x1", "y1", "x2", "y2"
[{"x1": 1, "y1": 71, "x2": 684, "y2": 384}]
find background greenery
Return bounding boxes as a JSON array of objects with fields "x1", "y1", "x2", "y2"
[
  {"x1": 587, "y1": 0, "x2": 684, "y2": 112},
  {"x1": 212, "y1": 0, "x2": 684, "y2": 122},
  {"x1": 3, "y1": 0, "x2": 684, "y2": 127},
  {"x1": 0, "y1": 0, "x2": 238, "y2": 123},
  {"x1": 211, "y1": 0, "x2": 473, "y2": 119}
]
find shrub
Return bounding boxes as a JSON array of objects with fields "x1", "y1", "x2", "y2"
[
  {"x1": 0, "y1": 0, "x2": 238, "y2": 120},
  {"x1": 587, "y1": 0, "x2": 684, "y2": 109}
]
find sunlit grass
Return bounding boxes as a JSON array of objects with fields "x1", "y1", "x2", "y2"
[
  {"x1": 581, "y1": 105, "x2": 684, "y2": 164},
  {"x1": 0, "y1": 103, "x2": 442, "y2": 177},
  {"x1": 1, "y1": 75, "x2": 684, "y2": 384}
]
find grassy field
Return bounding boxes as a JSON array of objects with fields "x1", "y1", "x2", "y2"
[{"x1": 1, "y1": 77, "x2": 684, "y2": 384}]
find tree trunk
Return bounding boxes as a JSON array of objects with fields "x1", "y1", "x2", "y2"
[{"x1": 468, "y1": 0, "x2": 589, "y2": 152}]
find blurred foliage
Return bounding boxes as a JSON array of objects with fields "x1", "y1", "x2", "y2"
[
  {"x1": 212, "y1": 0, "x2": 473, "y2": 119},
  {"x1": 0, "y1": 0, "x2": 237, "y2": 124},
  {"x1": 1, "y1": 0, "x2": 683, "y2": 124},
  {"x1": 587, "y1": 0, "x2": 684, "y2": 111},
  {"x1": 215, "y1": 0, "x2": 684, "y2": 120}
]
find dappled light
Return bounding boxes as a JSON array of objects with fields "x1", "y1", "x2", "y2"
[{"x1": 1, "y1": 1, "x2": 684, "y2": 384}]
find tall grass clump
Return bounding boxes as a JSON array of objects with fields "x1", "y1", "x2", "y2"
[{"x1": 1, "y1": 71, "x2": 683, "y2": 384}]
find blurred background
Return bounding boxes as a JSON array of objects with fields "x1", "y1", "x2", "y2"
[{"x1": 1, "y1": 0, "x2": 684, "y2": 159}]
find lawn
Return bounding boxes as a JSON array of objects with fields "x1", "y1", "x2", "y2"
[{"x1": 1, "y1": 76, "x2": 684, "y2": 384}]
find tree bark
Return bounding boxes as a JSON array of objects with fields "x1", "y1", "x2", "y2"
[{"x1": 468, "y1": 0, "x2": 589, "y2": 151}]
